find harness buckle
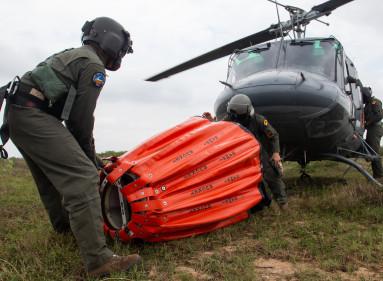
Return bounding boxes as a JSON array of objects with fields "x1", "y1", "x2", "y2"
[{"x1": 7, "y1": 76, "x2": 20, "y2": 96}]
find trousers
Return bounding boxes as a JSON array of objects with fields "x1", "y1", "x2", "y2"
[
  {"x1": 366, "y1": 122, "x2": 383, "y2": 178},
  {"x1": 8, "y1": 104, "x2": 113, "y2": 271},
  {"x1": 261, "y1": 151, "x2": 287, "y2": 205}
]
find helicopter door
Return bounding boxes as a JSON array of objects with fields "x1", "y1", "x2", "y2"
[{"x1": 345, "y1": 57, "x2": 364, "y2": 134}]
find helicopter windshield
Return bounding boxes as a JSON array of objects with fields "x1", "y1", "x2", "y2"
[
  {"x1": 227, "y1": 39, "x2": 338, "y2": 83},
  {"x1": 228, "y1": 43, "x2": 277, "y2": 83},
  {"x1": 285, "y1": 39, "x2": 337, "y2": 79}
]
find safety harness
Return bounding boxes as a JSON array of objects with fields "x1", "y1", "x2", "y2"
[
  {"x1": 0, "y1": 75, "x2": 77, "y2": 159},
  {"x1": 0, "y1": 47, "x2": 103, "y2": 160}
]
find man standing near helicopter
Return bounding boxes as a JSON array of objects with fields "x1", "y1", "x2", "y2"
[
  {"x1": 0, "y1": 17, "x2": 142, "y2": 277},
  {"x1": 361, "y1": 86, "x2": 383, "y2": 179},
  {"x1": 203, "y1": 94, "x2": 288, "y2": 210}
]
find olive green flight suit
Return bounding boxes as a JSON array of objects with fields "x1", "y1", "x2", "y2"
[
  {"x1": 246, "y1": 114, "x2": 287, "y2": 205},
  {"x1": 8, "y1": 45, "x2": 113, "y2": 271},
  {"x1": 364, "y1": 97, "x2": 383, "y2": 178}
]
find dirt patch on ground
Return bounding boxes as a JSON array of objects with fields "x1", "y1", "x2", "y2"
[
  {"x1": 339, "y1": 267, "x2": 383, "y2": 281},
  {"x1": 253, "y1": 258, "x2": 383, "y2": 281},
  {"x1": 254, "y1": 258, "x2": 297, "y2": 280},
  {"x1": 200, "y1": 251, "x2": 214, "y2": 258},
  {"x1": 221, "y1": 245, "x2": 237, "y2": 254},
  {"x1": 173, "y1": 266, "x2": 213, "y2": 281},
  {"x1": 195, "y1": 244, "x2": 239, "y2": 261}
]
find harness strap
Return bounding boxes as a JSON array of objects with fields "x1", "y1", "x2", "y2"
[
  {"x1": 12, "y1": 83, "x2": 49, "y2": 110},
  {"x1": 0, "y1": 76, "x2": 77, "y2": 159},
  {"x1": 61, "y1": 85, "x2": 77, "y2": 120}
]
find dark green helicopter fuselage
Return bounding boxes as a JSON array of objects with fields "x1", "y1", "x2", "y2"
[{"x1": 214, "y1": 37, "x2": 364, "y2": 162}]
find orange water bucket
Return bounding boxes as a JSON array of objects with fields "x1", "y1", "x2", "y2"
[{"x1": 100, "y1": 117, "x2": 265, "y2": 242}]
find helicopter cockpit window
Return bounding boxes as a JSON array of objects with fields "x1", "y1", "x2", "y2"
[
  {"x1": 227, "y1": 44, "x2": 276, "y2": 83},
  {"x1": 285, "y1": 39, "x2": 337, "y2": 79},
  {"x1": 345, "y1": 57, "x2": 363, "y2": 110},
  {"x1": 227, "y1": 39, "x2": 338, "y2": 83}
]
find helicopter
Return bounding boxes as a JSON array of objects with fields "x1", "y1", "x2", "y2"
[{"x1": 146, "y1": 0, "x2": 383, "y2": 187}]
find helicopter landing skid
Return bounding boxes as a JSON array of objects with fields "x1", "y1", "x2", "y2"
[
  {"x1": 299, "y1": 170, "x2": 313, "y2": 184},
  {"x1": 320, "y1": 153, "x2": 383, "y2": 189}
]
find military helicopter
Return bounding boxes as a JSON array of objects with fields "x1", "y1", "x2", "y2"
[{"x1": 146, "y1": 0, "x2": 382, "y2": 187}]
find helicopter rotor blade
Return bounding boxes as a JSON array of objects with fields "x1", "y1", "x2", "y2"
[
  {"x1": 146, "y1": 0, "x2": 355, "y2": 82},
  {"x1": 311, "y1": 0, "x2": 354, "y2": 14},
  {"x1": 146, "y1": 27, "x2": 276, "y2": 81}
]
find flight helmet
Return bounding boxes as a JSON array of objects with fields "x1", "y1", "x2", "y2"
[
  {"x1": 361, "y1": 86, "x2": 372, "y2": 103},
  {"x1": 81, "y1": 17, "x2": 133, "y2": 71},
  {"x1": 227, "y1": 94, "x2": 254, "y2": 125}
]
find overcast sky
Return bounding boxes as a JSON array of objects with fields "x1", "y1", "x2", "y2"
[{"x1": 1, "y1": 0, "x2": 382, "y2": 157}]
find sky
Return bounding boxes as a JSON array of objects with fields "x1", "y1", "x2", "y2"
[{"x1": 1, "y1": 0, "x2": 382, "y2": 157}]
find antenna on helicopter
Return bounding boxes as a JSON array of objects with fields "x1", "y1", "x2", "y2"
[
  {"x1": 270, "y1": 0, "x2": 285, "y2": 38},
  {"x1": 267, "y1": 0, "x2": 306, "y2": 39},
  {"x1": 267, "y1": 0, "x2": 330, "y2": 39}
]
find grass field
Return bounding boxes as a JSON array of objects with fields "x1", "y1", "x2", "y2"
[{"x1": 1, "y1": 157, "x2": 383, "y2": 281}]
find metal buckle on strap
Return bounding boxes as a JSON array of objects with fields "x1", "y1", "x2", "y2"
[
  {"x1": 7, "y1": 76, "x2": 20, "y2": 96},
  {"x1": 0, "y1": 145, "x2": 8, "y2": 159}
]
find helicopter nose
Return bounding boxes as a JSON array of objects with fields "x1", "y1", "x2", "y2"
[
  {"x1": 228, "y1": 70, "x2": 351, "y2": 147},
  {"x1": 235, "y1": 70, "x2": 339, "y2": 112}
]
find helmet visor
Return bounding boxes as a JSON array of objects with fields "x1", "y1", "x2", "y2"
[
  {"x1": 228, "y1": 111, "x2": 249, "y2": 123},
  {"x1": 227, "y1": 102, "x2": 251, "y2": 115}
]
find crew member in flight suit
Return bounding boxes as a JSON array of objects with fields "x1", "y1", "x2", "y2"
[
  {"x1": 204, "y1": 94, "x2": 287, "y2": 209},
  {"x1": 1, "y1": 17, "x2": 141, "y2": 277},
  {"x1": 362, "y1": 86, "x2": 383, "y2": 179}
]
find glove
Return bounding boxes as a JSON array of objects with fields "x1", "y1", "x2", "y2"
[
  {"x1": 271, "y1": 159, "x2": 283, "y2": 177},
  {"x1": 270, "y1": 152, "x2": 283, "y2": 177},
  {"x1": 202, "y1": 112, "x2": 216, "y2": 121}
]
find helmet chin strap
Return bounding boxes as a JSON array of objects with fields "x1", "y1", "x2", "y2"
[
  {"x1": 89, "y1": 43, "x2": 122, "y2": 71},
  {"x1": 238, "y1": 116, "x2": 251, "y2": 127},
  {"x1": 106, "y1": 56, "x2": 122, "y2": 71},
  {"x1": 228, "y1": 111, "x2": 251, "y2": 127},
  {"x1": 87, "y1": 43, "x2": 110, "y2": 66}
]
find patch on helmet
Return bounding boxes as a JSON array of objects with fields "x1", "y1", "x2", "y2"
[
  {"x1": 92, "y1": 72, "x2": 105, "y2": 88},
  {"x1": 263, "y1": 119, "x2": 269, "y2": 126}
]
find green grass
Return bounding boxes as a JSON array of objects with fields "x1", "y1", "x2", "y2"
[{"x1": 1, "y1": 158, "x2": 383, "y2": 280}]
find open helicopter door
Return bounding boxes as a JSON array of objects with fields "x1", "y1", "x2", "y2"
[{"x1": 100, "y1": 117, "x2": 266, "y2": 242}]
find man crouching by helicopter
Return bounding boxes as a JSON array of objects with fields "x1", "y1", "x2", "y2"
[
  {"x1": 203, "y1": 94, "x2": 288, "y2": 210},
  {"x1": 361, "y1": 85, "x2": 383, "y2": 179}
]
